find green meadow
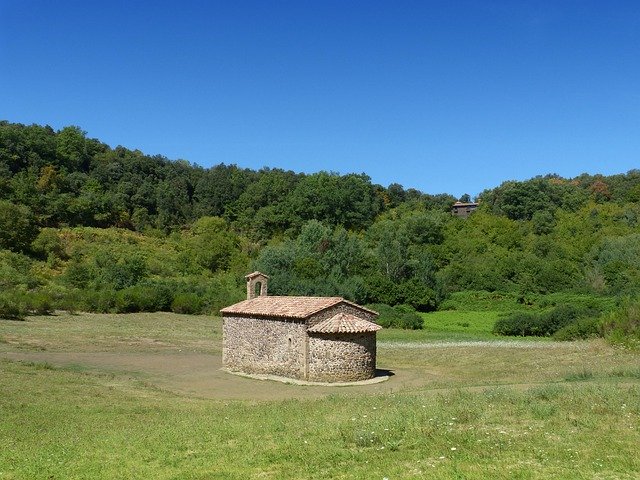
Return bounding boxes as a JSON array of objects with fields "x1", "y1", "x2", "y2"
[{"x1": 1, "y1": 312, "x2": 639, "y2": 479}]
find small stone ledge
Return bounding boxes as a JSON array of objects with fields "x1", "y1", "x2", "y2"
[{"x1": 222, "y1": 368, "x2": 390, "y2": 386}]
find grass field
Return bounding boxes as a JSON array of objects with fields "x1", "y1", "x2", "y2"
[{"x1": 1, "y1": 312, "x2": 639, "y2": 479}]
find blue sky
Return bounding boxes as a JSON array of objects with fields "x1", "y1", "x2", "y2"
[{"x1": 1, "y1": 1, "x2": 639, "y2": 197}]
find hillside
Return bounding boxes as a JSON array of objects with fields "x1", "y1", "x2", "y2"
[{"x1": 1, "y1": 120, "x2": 639, "y2": 344}]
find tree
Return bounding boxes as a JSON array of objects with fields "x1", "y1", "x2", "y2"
[
  {"x1": 179, "y1": 216, "x2": 245, "y2": 274},
  {"x1": 286, "y1": 172, "x2": 382, "y2": 231},
  {"x1": 56, "y1": 126, "x2": 88, "y2": 171},
  {"x1": 0, "y1": 200, "x2": 38, "y2": 252}
]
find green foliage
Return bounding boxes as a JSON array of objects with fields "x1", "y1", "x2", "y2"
[
  {"x1": 493, "y1": 304, "x2": 600, "y2": 337},
  {"x1": 114, "y1": 284, "x2": 173, "y2": 313},
  {"x1": 366, "y1": 303, "x2": 423, "y2": 329},
  {"x1": 171, "y1": 293, "x2": 203, "y2": 315},
  {"x1": 80, "y1": 289, "x2": 117, "y2": 313},
  {"x1": 0, "y1": 250, "x2": 39, "y2": 290},
  {"x1": 63, "y1": 256, "x2": 93, "y2": 289},
  {"x1": 0, "y1": 293, "x2": 27, "y2": 320},
  {"x1": 536, "y1": 292, "x2": 616, "y2": 311},
  {"x1": 16, "y1": 291, "x2": 55, "y2": 315},
  {"x1": 601, "y1": 300, "x2": 640, "y2": 349},
  {"x1": 31, "y1": 228, "x2": 65, "y2": 260},
  {"x1": 586, "y1": 234, "x2": 640, "y2": 295},
  {"x1": 439, "y1": 290, "x2": 525, "y2": 312},
  {"x1": 0, "y1": 200, "x2": 39, "y2": 252},
  {"x1": 553, "y1": 316, "x2": 602, "y2": 341},
  {"x1": 493, "y1": 311, "x2": 543, "y2": 337},
  {"x1": 3, "y1": 119, "x2": 640, "y2": 345},
  {"x1": 179, "y1": 216, "x2": 245, "y2": 274},
  {"x1": 481, "y1": 176, "x2": 587, "y2": 221},
  {"x1": 286, "y1": 172, "x2": 382, "y2": 231},
  {"x1": 97, "y1": 252, "x2": 148, "y2": 290},
  {"x1": 254, "y1": 220, "x2": 370, "y2": 302}
]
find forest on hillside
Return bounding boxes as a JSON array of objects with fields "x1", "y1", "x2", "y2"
[{"x1": 1, "y1": 121, "x2": 639, "y2": 342}]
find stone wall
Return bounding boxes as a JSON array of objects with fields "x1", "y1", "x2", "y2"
[
  {"x1": 222, "y1": 302, "x2": 379, "y2": 382},
  {"x1": 222, "y1": 315, "x2": 307, "y2": 378},
  {"x1": 308, "y1": 332, "x2": 377, "y2": 382}
]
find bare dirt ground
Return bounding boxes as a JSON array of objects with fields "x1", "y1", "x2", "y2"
[
  {"x1": 0, "y1": 350, "x2": 434, "y2": 400},
  {"x1": 2, "y1": 312, "x2": 637, "y2": 401}
]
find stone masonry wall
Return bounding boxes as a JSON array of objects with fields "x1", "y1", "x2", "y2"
[
  {"x1": 222, "y1": 315, "x2": 307, "y2": 379},
  {"x1": 222, "y1": 303, "x2": 379, "y2": 382},
  {"x1": 307, "y1": 332, "x2": 377, "y2": 382}
]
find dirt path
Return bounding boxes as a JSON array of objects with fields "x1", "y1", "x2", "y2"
[{"x1": 0, "y1": 350, "x2": 436, "y2": 401}]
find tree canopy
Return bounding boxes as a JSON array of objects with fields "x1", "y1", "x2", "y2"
[{"x1": 2, "y1": 120, "x2": 640, "y2": 317}]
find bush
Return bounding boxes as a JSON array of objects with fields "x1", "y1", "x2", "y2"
[
  {"x1": 0, "y1": 250, "x2": 39, "y2": 290},
  {"x1": 366, "y1": 303, "x2": 423, "y2": 329},
  {"x1": 540, "y1": 304, "x2": 589, "y2": 334},
  {"x1": 399, "y1": 280, "x2": 437, "y2": 312},
  {"x1": 171, "y1": 293, "x2": 203, "y2": 315},
  {"x1": 537, "y1": 293, "x2": 616, "y2": 312},
  {"x1": 54, "y1": 291, "x2": 81, "y2": 314},
  {"x1": 0, "y1": 294, "x2": 27, "y2": 320},
  {"x1": 439, "y1": 290, "x2": 523, "y2": 312},
  {"x1": 80, "y1": 289, "x2": 116, "y2": 313},
  {"x1": 100, "y1": 254, "x2": 148, "y2": 290},
  {"x1": 114, "y1": 284, "x2": 174, "y2": 313},
  {"x1": 0, "y1": 200, "x2": 39, "y2": 253},
  {"x1": 493, "y1": 312, "x2": 542, "y2": 336},
  {"x1": 553, "y1": 316, "x2": 602, "y2": 341},
  {"x1": 601, "y1": 301, "x2": 640, "y2": 348},
  {"x1": 64, "y1": 259, "x2": 93, "y2": 289},
  {"x1": 22, "y1": 292, "x2": 54, "y2": 315},
  {"x1": 494, "y1": 304, "x2": 600, "y2": 337}
]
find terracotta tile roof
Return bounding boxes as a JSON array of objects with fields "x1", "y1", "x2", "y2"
[
  {"x1": 220, "y1": 296, "x2": 377, "y2": 319},
  {"x1": 245, "y1": 271, "x2": 269, "y2": 279},
  {"x1": 308, "y1": 312, "x2": 382, "y2": 334}
]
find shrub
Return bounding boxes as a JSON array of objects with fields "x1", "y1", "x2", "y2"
[
  {"x1": 114, "y1": 289, "x2": 140, "y2": 313},
  {"x1": 366, "y1": 303, "x2": 423, "y2": 329},
  {"x1": 439, "y1": 290, "x2": 523, "y2": 312},
  {"x1": 601, "y1": 301, "x2": 640, "y2": 349},
  {"x1": 399, "y1": 280, "x2": 437, "y2": 312},
  {"x1": 100, "y1": 254, "x2": 148, "y2": 290},
  {"x1": 64, "y1": 259, "x2": 93, "y2": 289},
  {"x1": 0, "y1": 200, "x2": 39, "y2": 253},
  {"x1": 31, "y1": 228, "x2": 66, "y2": 260},
  {"x1": 55, "y1": 291, "x2": 81, "y2": 314},
  {"x1": 493, "y1": 312, "x2": 542, "y2": 336},
  {"x1": 135, "y1": 282, "x2": 174, "y2": 311},
  {"x1": 537, "y1": 293, "x2": 616, "y2": 312},
  {"x1": 114, "y1": 284, "x2": 174, "y2": 313},
  {"x1": 0, "y1": 250, "x2": 39, "y2": 290},
  {"x1": 553, "y1": 316, "x2": 602, "y2": 341},
  {"x1": 540, "y1": 304, "x2": 589, "y2": 335},
  {"x1": 22, "y1": 292, "x2": 54, "y2": 315},
  {"x1": 171, "y1": 293, "x2": 203, "y2": 315},
  {"x1": 80, "y1": 289, "x2": 116, "y2": 313},
  {"x1": 494, "y1": 304, "x2": 602, "y2": 337},
  {"x1": 0, "y1": 294, "x2": 27, "y2": 320}
]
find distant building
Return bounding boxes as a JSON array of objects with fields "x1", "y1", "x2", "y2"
[
  {"x1": 451, "y1": 201, "x2": 479, "y2": 218},
  {"x1": 220, "y1": 272, "x2": 381, "y2": 383}
]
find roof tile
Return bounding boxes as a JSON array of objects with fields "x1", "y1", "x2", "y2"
[
  {"x1": 220, "y1": 296, "x2": 377, "y2": 319},
  {"x1": 308, "y1": 312, "x2": 382, "y2": 334}
]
